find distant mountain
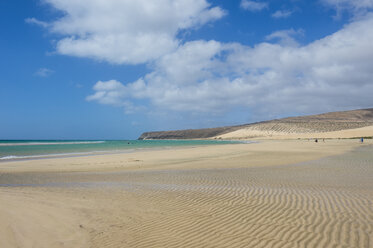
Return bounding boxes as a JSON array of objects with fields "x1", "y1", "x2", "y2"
[{"x1": 138, "y1": 108, "x2": 373, "y2": 140}]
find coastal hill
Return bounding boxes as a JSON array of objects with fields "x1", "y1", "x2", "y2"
[{"x1": 138, "y1": 108, "x2": 373, "y2": 140}]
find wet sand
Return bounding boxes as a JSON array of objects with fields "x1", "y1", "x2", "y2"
[{"x1": 0, "y1": 139, "x2": 372, "y2": 247}]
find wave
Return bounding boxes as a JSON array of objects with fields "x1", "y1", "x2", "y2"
[
  {"x1": 238, "y1": 140, "x2": 259, "y2": 144},
  {"x1": 0, "y1": 149, "x2": 139, "y2": 161},
  {"x1": 0, "y1": 151, "x2": 105, "y2": 161},
  {"x1": 0, "y1": 141, "x2": 106, "y2": 147},
  {"x1": 0, "y1": 156, "x2": 19, "y2": 160}
]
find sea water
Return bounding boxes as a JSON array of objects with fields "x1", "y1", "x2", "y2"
[{"x1": 0, "y1": 140, "x2": 239, "y2": 161}]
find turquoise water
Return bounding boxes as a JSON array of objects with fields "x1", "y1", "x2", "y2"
[{"x1": 0, "y1": 140, "x2": 239, "y2": 161}]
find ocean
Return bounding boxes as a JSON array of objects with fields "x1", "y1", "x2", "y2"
[{"x1": 0, "y1": 140, "x2": 239, "y2": 161}]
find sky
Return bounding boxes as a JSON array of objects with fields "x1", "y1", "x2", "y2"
[{"x1": 1, "y1": 0, "x2": 373, "y2": 140}]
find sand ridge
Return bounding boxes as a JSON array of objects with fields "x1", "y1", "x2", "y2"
[{"x1": 0, "y1": 139, "x2": 372, "y2": 247}]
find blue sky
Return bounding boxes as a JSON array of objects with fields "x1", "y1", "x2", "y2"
[{"x1": 1, "y1": 0, "x2": 373, "y2": 140}]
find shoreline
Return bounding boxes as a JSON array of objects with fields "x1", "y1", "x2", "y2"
[
  {"x1": 0, "y1": 140, "x2": 242, "y2": 163},
  {"x1": 0, "y1": 136, "x2": 367, "y2": 164},
  {"x1": 0, "y1": 139, "x2": 369, "y2": 173}
]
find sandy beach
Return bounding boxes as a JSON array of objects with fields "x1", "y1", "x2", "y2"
[
  {"x1": 1, "y1": 139, "x2": 373, "y2": 247},
  {"x1": 4, "y1": 0, "x2": 373, "y2": 246}
]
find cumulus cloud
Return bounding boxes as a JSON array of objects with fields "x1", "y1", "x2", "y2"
[
  {"x1": 240, "y1": 0, "x2": 268, "y2": 12},
  {"x1": 30, "y1": 0, "x2": 225, "y2": 64},
  {"x1": 271, "y1": 10, "x2": 293, "y2": 18},
  {"x1": 88, "y1": 14, "x2": 373, "y2": 116},
  {"x1": 29, "y1": 0, "x2": 373, "y2": 120}
]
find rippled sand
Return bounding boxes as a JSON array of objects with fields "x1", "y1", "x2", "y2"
[{"x1": 1, "y1": 140, "x2": 372, "y2": 247}]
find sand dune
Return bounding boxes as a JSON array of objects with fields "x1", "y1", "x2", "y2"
[
  {"x1": 1, "y1": 140, "x2": 372, "y2": 247},
  {"x1": 217, "y1": 124, "x2": 373, "y2": 140},
  {"x1": 139, "y1": 108, "x2": 373, "y2": 140}
]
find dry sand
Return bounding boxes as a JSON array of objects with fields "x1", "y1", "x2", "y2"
[
  {"x1": 1, "y1": 139, "x2": 373, "y2": 247},
  {"x1": 216, "y1": 125, "x2": 373, "y2": 140}
]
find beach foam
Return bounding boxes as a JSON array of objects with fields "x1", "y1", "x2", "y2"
[{"x1": 0, "y1": 141, "x2": 106, "y2": 146}]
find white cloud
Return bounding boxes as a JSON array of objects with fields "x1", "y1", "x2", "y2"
[
  {"x1": 30, "y1": 0, "x2": 225, "y2": 64},
  {"x1": 322, "y1": 0, "x2": 373, "y2": 17},
  {"x1": 265, "y1": 29, "x2": 303, "y2": 46},
  {"x1": 35, "y1": 68, "x2": 54, "y2": 77},
  {"x1": 25, "y1": 17, "x2": 49, "y2": 28},
  {"x1": 240, "y1": 0, "x2": 268, "y2": 12},
  {"x1": 88, "y1": 14, "x2": 373, "y2": 116},
  {"x1": 86, "y1": 80, "x2": 127, "y2": 106},
  {"x1": 323, "y1": 0, "x2": 373, "y2": 9},
  {"x1": 271, "y1": 10, "x2": 293, "y2": 18},
  {"x1": 29, "y1": 0, "x2": 373, "y2": 120}
]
